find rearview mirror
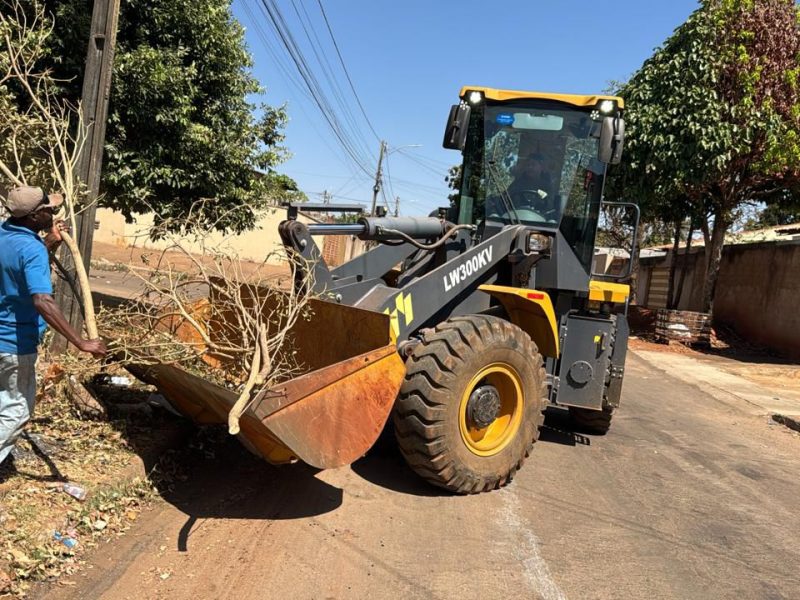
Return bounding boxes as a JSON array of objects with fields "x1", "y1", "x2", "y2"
[
  {"x1": 443, "y1": 102, "x2": 471, "y2": 151},
  {"x1": 598, "y1": 116, "x2": 625, "y2": 165}
]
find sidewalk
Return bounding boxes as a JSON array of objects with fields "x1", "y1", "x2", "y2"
[{"x1": 632, "y1": 348, "x2": 800, "y2": 423}]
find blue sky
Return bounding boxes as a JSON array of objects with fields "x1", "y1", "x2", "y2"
[{"x1": 231, "y1": 0, "x2": 700, "y2": 216}]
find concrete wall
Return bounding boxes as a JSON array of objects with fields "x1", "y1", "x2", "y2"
[
  {"x1": 713, "y1": 242, "x2": 800, "y2": 358},
  {"x1": 93, "y1": 207, "x2": 325, "y2": 266},
  {"x1": 638, "y1": 241, "x2": 800, "y2": 358}
]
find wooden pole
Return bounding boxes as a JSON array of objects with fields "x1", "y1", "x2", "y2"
[{"x1": 52, "y1": 0, "x2": 121, "y2": 352}]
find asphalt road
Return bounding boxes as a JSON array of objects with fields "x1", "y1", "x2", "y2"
[{"x1": 35, "y1": 353, "x2": 800, "y2": 599}]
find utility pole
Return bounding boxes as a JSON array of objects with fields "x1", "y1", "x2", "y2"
[
  {"x1": 370, "y1": 140, "x2": 386, "y2": 216},
  {"x1": 394, "y1": 196, "x2": 400, "y2": 217},
  {"x1": 52, "y1": 0, "x2": 121, "y2": 352},
  {"x1": 322, "y1": 189, "x2": 332, "y2": 205}
]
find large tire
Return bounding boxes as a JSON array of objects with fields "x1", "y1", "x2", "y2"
[
  {"x1": 569, "y1": 404, "x2": 614, "y2": 434},
  {"x1": 393, "y1": 315, "x2": 546, "y2": 494}
]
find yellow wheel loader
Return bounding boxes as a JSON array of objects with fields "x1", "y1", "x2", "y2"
[{"x1": 134, "y1": 86, "x2": 638, "y2": 494}]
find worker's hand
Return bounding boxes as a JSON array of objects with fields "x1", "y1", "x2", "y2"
[
  {"x1": 79, "y1": 338, "x2": 107, "y2": 359},
  {"x1": 43, "y1": 221, "x2": 69, "y2": 251}
]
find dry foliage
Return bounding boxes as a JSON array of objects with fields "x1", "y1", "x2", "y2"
[
  {"x1": 0, "y1": 362, "x2": 159, "y2": 597},
  {"x1": 100, "y1": 206, "x2": 314, "y2": 434}
]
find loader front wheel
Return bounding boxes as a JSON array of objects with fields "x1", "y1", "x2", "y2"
[{"x1": 393, "y1": 315, "x2": 545, "y2": 494}]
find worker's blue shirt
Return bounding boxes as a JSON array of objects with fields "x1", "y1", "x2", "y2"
[{"x1": 0, "y1": 221, "x2": 52, "y2": 354}]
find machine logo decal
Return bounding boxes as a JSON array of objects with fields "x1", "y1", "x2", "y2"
[
  {"x1": 443, "y1": 246, "x2": 493, "y2": 292},
  {"x1": 383, "y1": 292, "x2": 414, "y2": 337},
  {"x1": 496, "y1": 113, "x2": 514, "y2": 125}
]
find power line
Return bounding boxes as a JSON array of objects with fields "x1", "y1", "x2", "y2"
[
  {"x1": 397, "y1": 151, "x2": 447, "y2": 178},
  {"x1": 256, "y1": 0, "x2": 375, "y2": 178},
  {"x1": 396, "y1": 148, "x2": 454, "y2": 168},
  {"x1": 288, "y1": 0, "x2": 373, "y2": 160},
  {"x1": 316, "y1": 0, "x2": 381, "y2": 141},
  {"x1": 240, "y1": 1, "x2": 359, "y2": 172}
]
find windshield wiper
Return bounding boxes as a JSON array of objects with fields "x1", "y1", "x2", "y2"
[{"x1": 487, "y1": 160, "x2": 520, "y2": 224}]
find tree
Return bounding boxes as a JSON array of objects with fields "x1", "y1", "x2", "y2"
[
  {"x1": 609, "y1": 0, "x2": 800, "y2": 312},
  {"x1": 1, "y1": 1, "x2": 100, "y2": 346},
  {"x1": 746, "y1": 199, "x2": 800, "y2": 227},
  {"x1": 41, "y1": 0, "x2": 300, "y2": 234},
  {"x1": 445, "y1": 164, "x2": 461, "y2": 206}
]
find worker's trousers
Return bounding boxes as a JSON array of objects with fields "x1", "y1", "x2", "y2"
[{"x1": 0, "y1": 353, "x2": 37, "y2": 465}]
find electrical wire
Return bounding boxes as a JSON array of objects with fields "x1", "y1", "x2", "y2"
[
  {"x1": 316, "y1": 0, "x2": 381, "y2": 141},
  {"x1": 289, "y1": 0, "x2": 373, "y2": 160},
  {"x1": 240, "y1": 1, "x2": 354, "y2": 168},
  {"x1": 256, "y1": 0, "x2": 375, "y2": 178}
]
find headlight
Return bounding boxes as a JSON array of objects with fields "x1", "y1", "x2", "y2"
[{"x1": 528, "y1": 233, "x2": 552, "y2": 253}]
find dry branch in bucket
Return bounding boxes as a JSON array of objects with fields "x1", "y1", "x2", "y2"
[{"x1": 101, "y1": 213, "x2": 315, "y2": 436}]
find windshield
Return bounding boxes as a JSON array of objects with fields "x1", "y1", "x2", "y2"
[{"x1": 457, "y1": 100, "x2": 607, "y2": 268}]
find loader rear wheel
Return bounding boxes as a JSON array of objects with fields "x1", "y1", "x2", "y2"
[
  {"x1": 569, "y1": 404, "x2": 614, "y2": 434},
  {"x1": 393, "y1": 315, "x2": 546, "y2": 494}
]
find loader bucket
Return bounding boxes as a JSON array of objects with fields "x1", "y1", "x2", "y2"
[{"x1": 128, "y1": 296, "x2": 406, "y2": 469}]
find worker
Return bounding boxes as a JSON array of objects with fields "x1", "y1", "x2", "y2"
[
  {"x1": 0, "y1": 186, "x2": 106, "y2": 481},
  {"x1": 508, "y1": 152, "x2": 554, "y2": 208}
]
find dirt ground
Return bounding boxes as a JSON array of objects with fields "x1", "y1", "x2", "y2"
[
  {"x1": 0, "y1": 368, "x2": 187, "y2": 597},
  {"x1": 91, "y1": 242, "x2": 289, "y2": 279},
  {"x1": 627, "y1": 304, "x2": 800, "y2": 397},
  {"x1": 29, "y1": 353, "x2": 800, "y2": 600}
]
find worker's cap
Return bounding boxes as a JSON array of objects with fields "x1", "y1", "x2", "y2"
[{"x1": 4, "y1": 186, "x2": 64, "y2": 218}]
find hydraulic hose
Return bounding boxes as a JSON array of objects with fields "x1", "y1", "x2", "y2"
[{"x1": 377, "y1": 223, "x2": 474, "y2": 250}]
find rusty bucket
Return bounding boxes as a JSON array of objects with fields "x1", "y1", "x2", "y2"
[{"x1": 128, "y1": 297, "x2": 406, "y2": 469}]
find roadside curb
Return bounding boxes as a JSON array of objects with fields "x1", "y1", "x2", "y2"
[
  {"x1": 630, "y1": 349, "x2": 800, "y2": 418},
  {"x1": 772, "y1": 413, "x2": 800, "y2": 434}
]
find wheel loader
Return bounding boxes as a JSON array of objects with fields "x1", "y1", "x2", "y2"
[{"x1": 134, "y1": 86, "x2": 637, "y2": 494}]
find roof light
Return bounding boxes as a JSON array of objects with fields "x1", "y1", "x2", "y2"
[
  {"x1": 599, "y1": 100, "x2": 615, "y2": 114},
  {"x1": 468, "y1": 91, "x2": 484, "y2": 105}
]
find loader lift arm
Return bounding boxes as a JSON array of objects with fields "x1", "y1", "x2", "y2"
[{"x1": 279, "y1": 215, "x2": 540, "y2": 342}]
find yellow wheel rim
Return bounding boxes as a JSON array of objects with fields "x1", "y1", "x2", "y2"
[{"x1": 459, "y1": 363, "x2": 524, "y2": 457}]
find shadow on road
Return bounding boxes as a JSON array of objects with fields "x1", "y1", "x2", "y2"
[
  {"x1": 351, "y1": 427, "x2": 449, "y2": 498},
  {"x1": 351, "y1": 409, "x2": 595, "y2": 496},
  {"x1": 150, "y1": 434, "x2": 344, "y2": 551},
  {"x1": 540, "y1": 406, "x2": 592, "y2": 447}
]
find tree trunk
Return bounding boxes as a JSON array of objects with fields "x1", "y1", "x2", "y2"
[
  {"x1": 628, "y1": 235, "x2": 641, "y2": 304},
  {"x1": 673, "y1": 222, "x2": 695, "y2": 309},
  {"x1": 702, "y1": 211, "x2": 728, "y2": 314},
  {"x1": 667, "y1": 218, "x2": 682, "y2": 309}
]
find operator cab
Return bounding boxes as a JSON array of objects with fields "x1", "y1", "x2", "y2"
[{"x1": 445, "y1": 87, "x2": 624, "y2": 275}]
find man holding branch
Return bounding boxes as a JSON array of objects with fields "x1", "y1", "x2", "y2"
[{"x1": 0, "y1": 186, "x2": 106, "y2": 479}]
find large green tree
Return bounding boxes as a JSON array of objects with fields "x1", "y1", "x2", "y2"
[
  {"x1": 42, "y1": 0, "x2": 300, "y2": 233},
  {"x1": 610, "y1": 0, "x2": 800, "y2": 312}
]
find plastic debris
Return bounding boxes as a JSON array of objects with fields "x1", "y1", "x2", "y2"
[
  {"x1": 62, "y1": 482, "x2": 87, "y2": 501},
  {"x1": 53, "y1": 531, "x2": 78, "y2": 549}
]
